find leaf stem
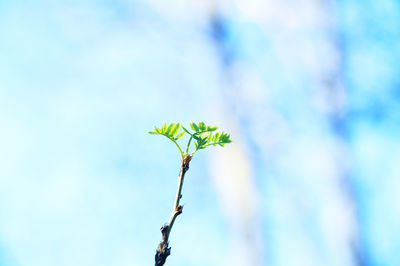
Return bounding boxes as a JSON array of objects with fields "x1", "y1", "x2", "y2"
[
  {"x1": 160, "y1": 134, "x2": 184, "y2": 157},
  {"x1": 186, "y1": 135, "x2": 193, "y2": 154},
  {"x1": 171, "y1": 139, "x2": 184, "y2": 157}
]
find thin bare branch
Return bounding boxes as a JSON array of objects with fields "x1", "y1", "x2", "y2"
[{"x1": 154, "y1": 154, "x2": 192, "y2": 266}]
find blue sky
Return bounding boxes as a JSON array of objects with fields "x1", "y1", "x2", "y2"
[{"x1": 0, "y1": 1, "x2": 399, "y2": 266}]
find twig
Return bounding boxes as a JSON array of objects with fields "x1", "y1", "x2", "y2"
[{"x1": 155, "y1": 154, "x2": 192, "y2": 266}]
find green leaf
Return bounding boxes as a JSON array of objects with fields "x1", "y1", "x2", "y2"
[
  {"x1": 161, "y1": 123, "x2": 167, "y2": 133},
  {"x1": 190, "y1": 122, "x2": 199, "y2": 132},
  {"x1": 222, "y1": 133, "x2": 232, "y2": 143},
  {"x1": 198, "y1": 122, "x2": 206, "y2": 130},
  {"x1": 206, "y1": 133, "x2": 212, "y2": 144},
  {"x1": 215, "y1": 132, "x2": 220, "y2": 141},
  {"x1": 206, "y1": 125, "x2": 217, "y2": 131},
  {"x1": 171, "y1": 123, "x2": 180, "y2": 137},
  {"x1": 166, "y1": 123, "x2": 174, "y2": 135},
  {"x1": 149, "y1": 122, "x2": 231, "y2": 156},
  {"x1": 212, "y1": 133, "x2": 217, "y2": 141},
  {"x1": 175, "y1": 131, "x2": 185, "y2": 140},
  {"x1": 181, "y1": 126, "x2": 192, "y2": 135},
  {"x1": 220, "y1": 134, "x2": 232, "y2": 143}
]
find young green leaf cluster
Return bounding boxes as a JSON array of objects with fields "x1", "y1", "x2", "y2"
[
  {"x1": 149, "y1": 122, "x2": 232, "y2": 158},
  {"x1": 149, "y1": 123, "x2": 186, "y2": 155},
  {"x1": 151, "y1": 121, "x2": 232, "y2": 266}
]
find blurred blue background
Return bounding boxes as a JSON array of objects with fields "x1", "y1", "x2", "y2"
[{"x1": 0, "y1": 0, "x2": 399, "y2": 265}]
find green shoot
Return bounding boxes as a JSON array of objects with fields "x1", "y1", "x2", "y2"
[
  {"x1": 149, "y1": 122, "x2": 232, "y2": 158},
  {"x1": 150, "y1": 122, "x2": 231, "y2": 266}
]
